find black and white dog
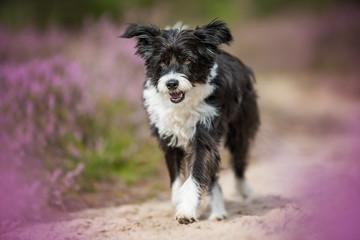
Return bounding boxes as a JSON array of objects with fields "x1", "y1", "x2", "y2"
[{"x1": 121, "y1": 20, "x2": 260, "y2": 224}]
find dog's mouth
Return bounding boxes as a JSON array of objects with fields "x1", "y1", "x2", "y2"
[{"x1": 169, "y1": 91, "x2": 185, "y2": 103}]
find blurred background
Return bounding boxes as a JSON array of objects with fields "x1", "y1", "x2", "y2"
[{"x1": 1, "y1": 0, "x2": 359, "y2": 233}]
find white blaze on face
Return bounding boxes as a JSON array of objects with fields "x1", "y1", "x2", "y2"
[{"x1": 157, "y1": 72, "x2": 193, "y2": 93}]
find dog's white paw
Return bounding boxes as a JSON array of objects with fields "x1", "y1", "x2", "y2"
[
  {"x1": 175, "y1": 213, "x2": 197, "y2": 224},
  {"x1": 175, "y1": 195, "x2": 198, "y2": 224},
  {"x1": 208, "y1": 211, "x2": 228, "y2": 221},
  {"x1": 174, "y1": 176, "x2": 200, "y2": 224},
  {"x1": 235, "y1": 178, "x2": 252, "y2": 199},
  {"x1": 209, "y1": 181, "x2": 228, "y2": 221}
]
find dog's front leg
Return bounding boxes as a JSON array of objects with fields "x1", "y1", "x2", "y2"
[
  {"x1": 174, "y1": 173, "x2": 200, "y2": 224},
  {"x1": 160, "y1": 144, "x2": 186, "y2": 206},
  {"x1": 175, "y1": 125, "x2": 221, "y2": 224}
]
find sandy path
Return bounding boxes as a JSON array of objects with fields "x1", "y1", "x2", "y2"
[
  {"x1": 3, "y1": 75, "x2": 358, "y2": 240},
  {"x1": 2, "y1": 167, "x2": 302, "y2": 240}
]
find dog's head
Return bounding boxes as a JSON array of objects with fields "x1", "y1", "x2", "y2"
[{"x1": 121, "y1": 20, "x2": 232, "y2": 104}]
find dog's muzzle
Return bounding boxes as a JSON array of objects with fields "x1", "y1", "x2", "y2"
[
  {"x1": 166, "y1": 79, "x2": 185, "y2": 103},
  {"x1": 157, "y1": 72, "x2": 191, "y2": 103}
]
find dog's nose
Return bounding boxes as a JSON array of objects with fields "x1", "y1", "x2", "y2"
[{"x1": 166, "y1": 79, "x2": 179, "y2": 90}]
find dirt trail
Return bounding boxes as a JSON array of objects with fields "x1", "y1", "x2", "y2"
[
  {"x1": 2, "y1": 168, "x2": 301, "y2": 240},
  {"x1": 3, "y1": 75, "x2": 358, "y2": 240}
]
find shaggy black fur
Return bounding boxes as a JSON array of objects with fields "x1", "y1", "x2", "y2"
[{"x1": 121, "y1": 19, "x2": 260, "y2": 224}]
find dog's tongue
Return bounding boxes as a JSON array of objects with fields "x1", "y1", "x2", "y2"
[{"x1": 170, "y1": 92, "x2": 182, "y2": 99}]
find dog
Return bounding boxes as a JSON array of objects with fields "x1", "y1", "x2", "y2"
[{"x1": 121, "y1": 19, "x2": 260, "y2": 224}]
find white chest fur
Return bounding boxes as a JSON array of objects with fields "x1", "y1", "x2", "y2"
[{"x1": 143, "y1": 65, "x2": 218, "y2": 150}]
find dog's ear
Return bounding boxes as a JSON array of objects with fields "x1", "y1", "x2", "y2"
[
  {"x1": 194, "y1": 19, "x2": 233, "y2": 47},
  {"x1": 120, "y1": 23, "x2": 161, "y2": 59},
  {"x1": 121, "y1": 23, "x2": 161, "y2": 39}
]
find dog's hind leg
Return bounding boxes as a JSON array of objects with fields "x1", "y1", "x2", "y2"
[
  {"x1": 226, "y1": 83, "x2": 259, "y2": 198},
  {"x1": 226, "y1": 132, "x2": 252, "y2": 198},
  {"x1": 234, "y1": 174, "x2": 252, "y2": 199},
  {"x1": 208, "y1": 176, "x2": 228, "y2": 220}
]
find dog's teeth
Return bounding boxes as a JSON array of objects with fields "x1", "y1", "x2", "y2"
[
  {"x1": 169, "y1": 91, "x2": 184, "y2": 103},
  {"x1": 170, "y1": 92, "x2": 182, "y2": 99}
]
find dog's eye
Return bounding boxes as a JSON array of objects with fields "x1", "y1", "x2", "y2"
[
  {"x1": 159, "y1": 61, "x2": 165, "y2": 67},
  {"x1": 184, "y1": 58, "x2": 191, "y2": 64}
]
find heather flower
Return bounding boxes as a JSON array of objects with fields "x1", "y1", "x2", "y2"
[
  {"x1": 0, "y1": 18, "x2": 150, "y2": 230},
  {"x1": 0, "y1": 56, "x2": 89, "y2": 227}
]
